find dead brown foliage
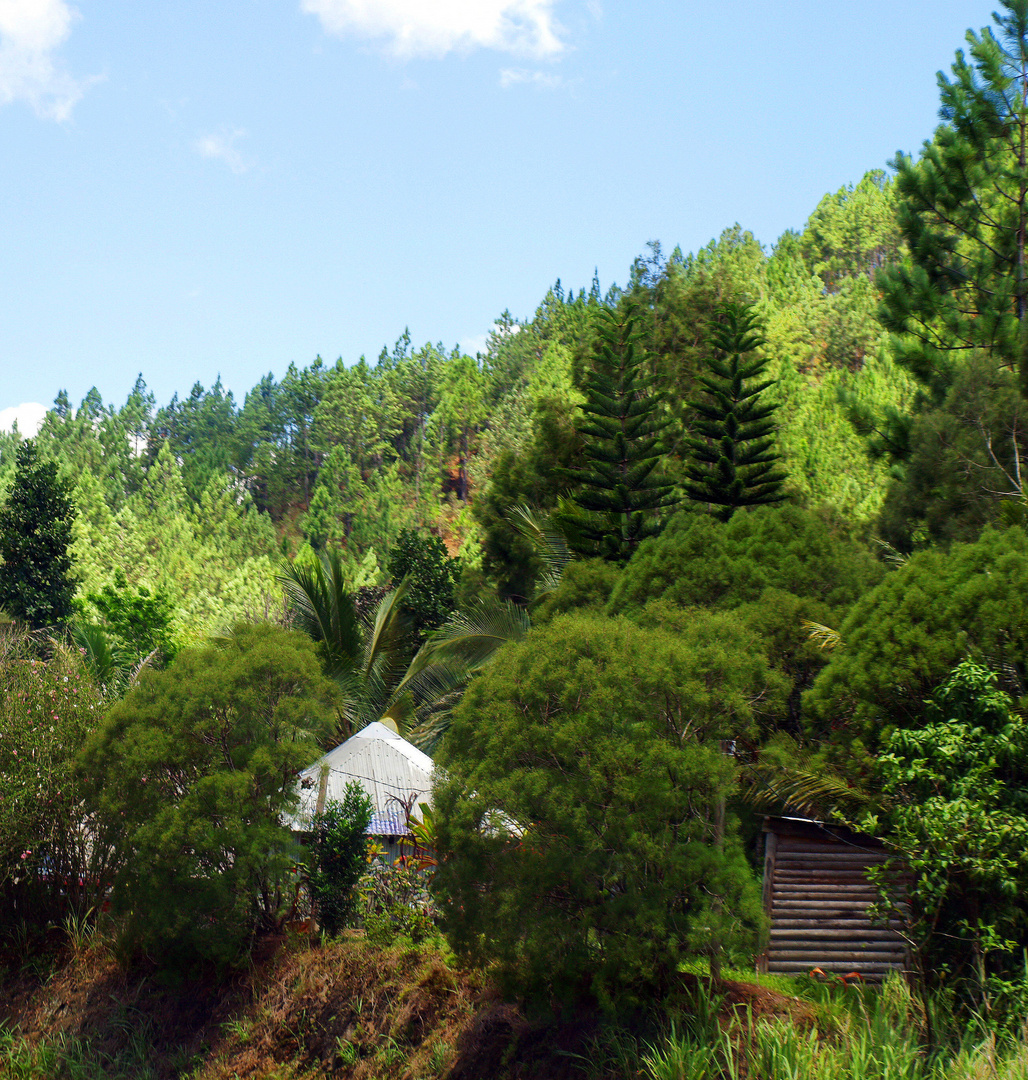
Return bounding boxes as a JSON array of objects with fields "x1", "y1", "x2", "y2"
[{"x1": 0, "y1": 935, "x2": 816, "y2": 1080}]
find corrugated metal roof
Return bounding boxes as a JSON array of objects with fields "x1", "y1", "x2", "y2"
[{"x1": 286, "y1": 721, "x2": 434, "y2": 834}]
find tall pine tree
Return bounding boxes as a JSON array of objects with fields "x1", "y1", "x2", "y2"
[
  {"x1": 563, "y1": 307, "x2": 677, "y2": 562},
  {"x1": 683, "y1": 303, "x2": 787, "y2": 521},
  {"x1": 877, "y1": 0, "x2": 1028, "y2": 397},
  {"x1": 0, "y1": 440, "x2": 77, "y2": 629}
]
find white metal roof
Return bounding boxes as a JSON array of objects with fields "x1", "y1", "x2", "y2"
[{"x1": 286, "y1": 721, "x2": 434, "y2": 834}]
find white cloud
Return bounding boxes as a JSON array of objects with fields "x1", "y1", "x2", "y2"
[
  {"x1": 0, "y1": 402, "x2": 47, "y2": 435},
  {"x1": 302, "y1": 0, "x2": 565, "y2": 60},
  {"x1": 195, "y1": 128, "x2": 253, "y2": 174},
  {"x1": 0, "y1": 0, "x2": 91, "y2": 120},
  {"x1": 499, "y1": 66, "x2": 563, "y2": 89}
]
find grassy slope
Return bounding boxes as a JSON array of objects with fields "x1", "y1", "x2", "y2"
[{"x1": 0, "y1": 932, "x2": 815, "y2": 1080}]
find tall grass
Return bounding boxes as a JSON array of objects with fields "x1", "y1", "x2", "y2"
[{"x1": 642, "y1": 976, "x2": 1028, "y2": 1080}]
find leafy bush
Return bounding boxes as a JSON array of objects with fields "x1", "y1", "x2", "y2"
[
  {"x1": 609, "y1": 503, "x2": 883, "y2": 616},
  {"x1": 80, "y1": 622, "x2": 337, "y2": 971},
  {"x1": 433, "y1": 614, "x2": 764, "y2": 1011},
  {"x1": 358, "y1": 856, "x2": 438, "y2": 945},
  {"x1": 864, "y1": 662, "x2": 1028, "y2": 1018},
  {"x1": 308, "y1": 782, "x2": 373, "y2": 935},
  {"x1": 806, "y1": 526, "x2": 1028, "y2": 744},
  {"x1": 0, "y1": 633, "x2": 109, "y2": 932}
]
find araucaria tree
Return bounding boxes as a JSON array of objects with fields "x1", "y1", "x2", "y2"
[
  {"x1": 684, "y1": 303, "x2": 787, "y2": 520},
  {"x1": 564, "y1": 308, "x2": 677, "y2": 562},
  {"x1": 0, "y1": 440, "x2": 76, "y2": 629},
  {"x1": 877, "y1": 0, "x2": 1028, "y2": 395}
]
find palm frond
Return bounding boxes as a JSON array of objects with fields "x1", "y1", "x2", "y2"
[
  {"x1": 803, "y1": 620, "x2": 843, "y2": 651},
  {"x1": 506, "y1": 504, "x2": 574, "y2": 598},
  {"x1": 277, "y1": 549, "x2": 363, "y2": 678},
  {"x1": 362, "y1": 579, "x2": 413, "y2": 686},
  {"x1": 740, "y1": 762, "x2": 882, "y2": 820},
  {"x1": 400, "y1": 597, "x2": 531, "y2": 691},
  {"x1": 69, "y1": 622, "x2": 133, "y2": 693}
]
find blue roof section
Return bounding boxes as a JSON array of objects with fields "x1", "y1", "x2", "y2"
[{"x1": 368, "y1": 809, "x2": 409, "y2": 837}]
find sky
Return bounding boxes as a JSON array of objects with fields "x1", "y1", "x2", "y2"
[{"x1": 0, "y1": 0, "x2": 1004, "y2": 430}]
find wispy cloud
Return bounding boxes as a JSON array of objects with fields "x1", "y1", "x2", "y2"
[
  {"x1": 302, "y1": 0, "x2": 565, "y2": 60},
  {"x1": 499, "y1": 67, "x2": 564, "y2": 89},
  {"x1": 195, "y1": 128, "x2": 253, "y2": 174},
  {"x1": 0, "y1": 402, "x2": 47, "y2": 435},
  {"x1": 0, "y1": 0, "x2": 94, "y2": 120}
]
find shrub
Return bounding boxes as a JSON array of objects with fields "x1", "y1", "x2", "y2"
[
  {"x1": 433, "y1": 614, "x2": 764, "y2": 1011},
  {"x1": 308, "y1": 782, "x2": 373, "y2": 935},
  {"x1": 80, "y1": 622, "x2": 337, "y2": 971}
]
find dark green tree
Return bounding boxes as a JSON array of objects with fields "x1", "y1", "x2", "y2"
[
  {"x1": 683, "y1": 303, "x2": 788, "y2": 520},
  {"x1": 563, "y1": 307, "x2": 677, "y2": 562},
  {"x1": 806, "y1": 525, "x2": 1028, "y2": 748},
  {"x1": 387, "y1": 528, "x2": 461, "y2": 647},
  {"x1": 877, "y1": 0, "x2": 1028, "y2": 396},
  {"x1": 0, "y1": 439, "x2": 76, "y2": 629},
  {"x1": 864, "y1": 661, "x2": 1028, "y2": 1012},
  {"x1": 433, "y1": 614, "x2": 764, "y2": 1010},
  {"x1": 308, "y1": 782, "x2": 374, "y2": 935}
]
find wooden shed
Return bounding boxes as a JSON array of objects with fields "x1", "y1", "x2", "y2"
[{"x1": 759, "y1": 816, "x2": 909, "y2": 980}]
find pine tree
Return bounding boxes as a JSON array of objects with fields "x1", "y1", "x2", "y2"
[
  {"x1": 877, "y1": 0, "x2": 1028, "y2": 397},
  {"x1": 683, "y1": 303, "x2": 787, "y2": 521},
  {"x1": 0, "y1": 440, "x2": 77, "y2": 629},
  {"x1": 563, "y1": 307, "x2": 677, "y2": 562}
]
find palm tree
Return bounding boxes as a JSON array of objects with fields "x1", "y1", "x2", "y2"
[
  {"x1": 400, "y1": 597, "x2": 532, "y2": 753},
  {"x1": 279, "y1": 548, "x2": 532, "y2": 751},
  {"x1": 278, "y1": 549, "x2": 417, "y2": 736}
]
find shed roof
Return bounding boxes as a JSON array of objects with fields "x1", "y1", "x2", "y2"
[{"x1": 286, "y1": 721, "x2": 434, "y2": 835}]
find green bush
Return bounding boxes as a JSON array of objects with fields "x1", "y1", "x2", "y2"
[
  {"x1": 433, "y1": 614, "x2": 764, "y2": 1012},
  {"x1": 80, "y1": 622, "x2": 338, "y2": 972},
  {"x1": 806, "y1": 526, "x2": 1028, "y2": 745},
  {"x1": 609, "y1": 503, "x2": 882, "y2": 616},
  {"x1": 0, "y1": 633, "x2": 108, "y2": 932},
  {"x1": 309, "y1": 782, "x2": 373, "y2": 935}
]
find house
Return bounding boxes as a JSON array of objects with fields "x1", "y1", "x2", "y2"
[{"x1": 287, "y1": 721, "x2": 434, "y2": 860}]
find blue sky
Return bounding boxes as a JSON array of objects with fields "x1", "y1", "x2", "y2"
[{"x1": 0, "y1": 0, "x2": 1002, "y2": 429}]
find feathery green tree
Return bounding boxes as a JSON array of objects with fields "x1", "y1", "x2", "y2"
[
  {"x1": 683, "y1": 303, "x2": 787, "y2": 520},
  {"x1": 79, "y1": 622, "x2": 337, "y2": 971},
  {"x1": 563, "y1": 307, "x2": 677, "y2": 562}
]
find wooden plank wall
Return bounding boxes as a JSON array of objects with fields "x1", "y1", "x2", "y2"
[{"x1": 759, "y1": 817, "x2": 908, "y2": 980}]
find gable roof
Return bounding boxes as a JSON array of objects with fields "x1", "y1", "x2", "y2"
[{"x1": 286, "y1": 721, "x2": 434, "y2": 835}]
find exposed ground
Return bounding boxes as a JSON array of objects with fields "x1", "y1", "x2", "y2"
[{"x1": 0, "y1": 932, "x2": 816, "y2": 1079}]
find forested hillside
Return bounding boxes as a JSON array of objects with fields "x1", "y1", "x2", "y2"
[
  {"x1": 0, "y1": 167, "x2": 920, "y2": 641},
  {"x1": 8, "y1": 5, "x2": 1028, "y2": 1073}
]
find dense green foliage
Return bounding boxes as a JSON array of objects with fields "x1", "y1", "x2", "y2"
[
  {"x1": 308, "y1": 782, "x2": 374, "y2": 935},
  {"x1": 80, "y1": 623, "x2": 337, "y2": 971},
  {"x1": 0, "y1": 441, "x2": 76, "y2": 629},
  {"x1": 806, "y1": 527, "x2": 1028, "y2": 746},
  {"x1": 386, "y1": 528, "x2": 461, "y2": 646},
  {"x1": 865, "y1": 662, "x2": 1028, "y2": 1017},
  {"x1": 610, "y1": 505, "x2": 883, "y2": 616},
  {"x1": 434, "y1": 615, "x2": 765, "y2": 1010}
]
